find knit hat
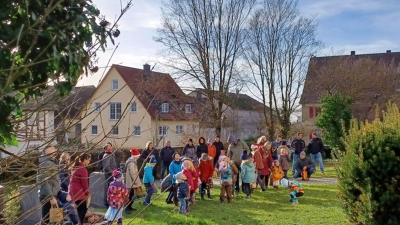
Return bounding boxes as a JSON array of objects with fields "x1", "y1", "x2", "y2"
[
  {"x1": 227, "y1": 134, "x2": 235, "y2": 143},
  {"x1": 149, "y1": 155, "x2": 157, "y2": 164},
  {"x1": 201, "y1": 153, "x2": 209, "y2": 161},
  {"x1": 241, "y1": 150, "x2": 249, "y2": 160},
  {"x1": 251, "y1": 144, "x2": 258, "y2": 150},
  {"x1": 112, "y1": 169, "x2": 123, "y2": 180},
  {"x1": 174, "y1": 172, "x2": 187, "y2": 184},
  {"x1": 300, "y1": 151, "x2": 306, "y2": 157},
  {"x1": 280, "y1": 178, "x2": 290, "y2": 188},
  {"x1": 271, "y1": 142, "x2": 279, "y2": 148},
  {"x1": 207, "y1": 137, "x2": 213, "y2": 142},
  {"x1": 131, "y1": 148, "x2": 140, "y2": 157}
]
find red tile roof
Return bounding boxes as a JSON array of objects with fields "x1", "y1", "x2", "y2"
[{"x1": 113, "y1": 64, "x2": 196, "y2": 121}]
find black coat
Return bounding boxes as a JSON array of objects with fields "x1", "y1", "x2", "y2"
[
  {"x1": 295, "y1": 157, "x2": 315, "y2": 172},
  {"x1": 291, "y1": 138, "x2": 306, "y2": 155},
  {"x1": 196, "y1": 144, "x2": 208, "y2": 159},
  {"x1": 308, "y1": 137, "x2": 324, "y2": 155},
  {"x1": 160, "y1": 146, "x2": 175, "y2": 163}
]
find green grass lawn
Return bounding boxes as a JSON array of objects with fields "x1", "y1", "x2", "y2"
[{"x1": 94, "y1": 181, "x2": 346, "y2": 224}]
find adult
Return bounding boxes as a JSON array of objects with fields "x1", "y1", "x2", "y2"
[
  {"x1": 159, "y1": 140, "x2": 175, "y2": 182},
  {"x1": 182, "y1": 138, "x2": 198, "y2": 167},
  {"x1": 260, "y1": 142, "x2": 274, "y2": 189},
  {"x1": 59, "y1": 152, "x2": 71, "y2": 192},
  {"x1": 308, "y1": 132, "x2": 325, "y2": 174},
  {"x1": 37, "y1": 146, "x2": 65, "y2": 224},
  {"x1": 125, "y1": 148, "x2": 142, "y2": 213},
  {"x1": 271, "y1": 142, "x2": 279, "y2": 160},
  {"x1": 196, "y1": 137, "x2": 208, "y2": 159},
  {"x1": 102, "y1": 142, "x2": 117, "y2": 208},
  {"x1": 69, "y1": 153, "x2": 91, "y2": 224},
  {"x1": 206, "y1": 138, "x2": 217, "y2": 164},
  {"x1": 294, "y1": 151, "x2": 315, "y2": 180},
  {"x1": 166, "y1": 152, "x2": 182, "y2": 205},
  {"x1": 212, "y1": 135, "x2": 224, "y2": 167},
  {"x1": 275, "y1": 134, "x2": 283, "y2": 146},
  {"x1": 227, "y1": 134, "x2": 250, "y2": 194},
  {"x1": 141, "y1": 141, "x2": 157, "y2": 178},
  {"x1": 291, "y1": 133, "x2": 306, "y2": 175},
  {"x1": 97, "y1": 142, "x2": 112, "y2": 171}
]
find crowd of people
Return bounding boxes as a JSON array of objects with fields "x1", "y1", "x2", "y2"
[{"x1": 36, "y1": 132, "x2": 325, "y2": 224}]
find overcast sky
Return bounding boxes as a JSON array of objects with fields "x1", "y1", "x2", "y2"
[{"x1": 78, "y1": 0, "x2": 400, "y2": 87}]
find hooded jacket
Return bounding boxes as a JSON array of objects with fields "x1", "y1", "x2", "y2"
[
  {"x1": 227, "y1": 139, "x2": 250, "y2": 166},
  {"x1": 37, "y1": 155, "x2": 60, "y2": 200},
  {"x1": 241, "y1": 160, "x2": 256, "y2": 184},
  {"x1": 196, "y1": 137, "x2": 208, "y2": 159},
  {"x1": 143, "y1": 163, "x2": 155, "y2": 184},
  {"x1": 125, "y1": 157, "x2": 142, "y2": 189},
  {"x1": 198, "y1": 158, "x2": 214, "y2": 182},
  {"x1": 169, "y1": 160, "x2": 182, "y2": 184},
  {"x1": 182, "y1": 144, "x2": 198, "y2": 167}
]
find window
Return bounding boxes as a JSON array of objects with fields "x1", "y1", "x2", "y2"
[
  {"x1": 315, "y1": 107, "x2": 321, "y2": 117},
  {"x1": 309, "y1": 107, "x2": 314, "y2": 118},
  {"x1": 109, "y1": 102, "x2": 122, "y2": 120},
  {"x1": 94, "y1": 102, "x2": 101, "y2": 112},
  {"x1": 130, "y1": 102, "x2": 137, "y2": 112},
  {"x1": 185, "y1": 104, "x2": 192, "y2": 113},
  {"x1": 161, "y1": 103, "x2": 169, "y2": 113},
  {"x1": 91, "y1": 125, "x2": 98, "y2": 135},
  {"x1": 132, "y1": 126, "x2": 141, "y2": 136},
  {"x1": 111, "y1": 79, "x2": 118, "y2": 90},
  {"x1": 159, "y1": 126, "x2": 168, "y2": 136},
  {"x1": 112, "y1": 125, "x2": 119, "y2": 136},
  {"x1": 176, "y1": 125, "x2": 183, "y2": 135}
]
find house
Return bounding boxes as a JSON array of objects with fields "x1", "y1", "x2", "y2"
[
  {"x1": 300, "y1": 50, "x2": 400, "y2": 141},
  {"x1": 188, "y1": 88, "x2": 266, "y2": 140},
  {"x1": 79, "y1": 64, "x2": 199, "y2": 149},
  {"x1": 2, "y1": 85, "x2": 94, "y2": 157}
]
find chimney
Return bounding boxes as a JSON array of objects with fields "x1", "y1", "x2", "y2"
[
  {"x1": 350, "y1": 51, "x2": 355, "y2": 56},
  {"x1": 387, "y1": 50, "x2": 391, "y2": 53},
  {"x1": 143, "y1": 63, "x2": 151, "y2": 81}
]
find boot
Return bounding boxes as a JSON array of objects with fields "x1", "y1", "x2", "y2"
[
  {"x1": 117, "y1": 218, "x2": 123, "y2": 225},
  {"x1": 201, "y1": 191, "x2": 205, "y2": 200},
  {"x1": 166, "y1": 192, "x2": 174, "y2": 204},
  {"x1": 207, "y1": 190, "x2": 213, "y2": 199}
]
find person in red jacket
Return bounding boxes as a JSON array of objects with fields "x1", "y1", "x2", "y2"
[
  {"x1": 198, "y1": 153, "x2": 214, "y2": 200},
  {"x1": 69, "y1": 153, "x2": 91, "y2": 225},
  {"x1": 182, "y1": 159, "x2": 194, "y2": 212},
  {"x1": 260, "y1": 142, "x2": 274, "y2": 190}
]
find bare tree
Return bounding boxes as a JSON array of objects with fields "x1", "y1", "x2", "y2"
[
  {"x1": 243, "y1": 0, "x2": 323, "y2": 139},
  {"x1": 155, "y1": 0, "x2": 256, "y2": 136}
]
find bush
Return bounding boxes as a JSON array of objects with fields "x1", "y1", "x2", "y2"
[{"x1": 337, "y1": 103, "x2": 400, "y2": 225}]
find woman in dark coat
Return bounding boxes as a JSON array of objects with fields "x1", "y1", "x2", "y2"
[{"x1": 196, "y1": 137, "x2": 208, "y2": 159}]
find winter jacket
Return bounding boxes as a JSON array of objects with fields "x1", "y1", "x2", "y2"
[
  {"x1": 260, "y1": 149, "x2": 273, "y2": 176},
  {"x1": 182, "y1": 144, "x2": 199, "y2": 167},
  {"x1": 177, "y1": 181, "x2": 189, "y2": 199},
  {"x1": 141, "y1": 148, "x2": 155, "y2": 162},
  {"x1": 125, "y1": 157, "x2": 142, "y2": 189},
  {"x1": 143, "y1": 164, "x2": 155, "y2": 184},
  {"x1": 160, "y1": 146, "x2": 175, "y2": 163},
  {"x1": 227, "y1": 139, "x2": 250, "y2": 167},
  {"x1": 279, "y1": 154, "x2": 290, "y2": 171},
  {"x1": 69, "y1": 162, "x2": 90, "y2": 202},
  {"x1": 271, "y1": 165, "x2": 284, "y2": 182},
  {"x1": 289, "y1": 180, "x2": 304, "y2": 194},
  {"x1": 169, "y1": 160, "x2": 182, "y2": 184},
  {"x1": 277, "y1": 146, "x2": 290, "y2": 158},
  {"x1": 252, "y1": 149, "x2": 264, "y2": 170},
  {"x1": 219, "y1": 165, "x2": 232, "y2": 186},
  {"x1": 107, "y1": 180, "x2": 128, "y2": 209},
  {"x1": 198, "y1": 158, "x2": 214, "y2": 182},
  {"x1": 291, "y1": 138, "x2": 306, "y2": 155},
  {"x1": 37, "y1": 155, "x2": 60, "y2": 200},
  {"x1": 207, "y1": 144, "x2": 216, "y2": 159},
  {"x1": 102, "y1": 151, "x2": 117, "y2": 177},
  {"x1": 59, "y1": 163, "x2": 70, "y2": 192},
  {"x1": 295, "y1": 157, "x2": 315, "y2": 171},
  {"x1": 182, "y1": 168, "x2": 194, "y2": 191},
  {"x1": 271, "y1": 149, "x2": 278, "y2": 161},
  {"x1": 196, "y1": 144, "x2": 208, "y2": 159},
  {"x1": 241, "y1": 160, "x2": 256, "y2": 184},
  {"x1": 308, "y1": 137, "x2": 325, "y2": 155}
]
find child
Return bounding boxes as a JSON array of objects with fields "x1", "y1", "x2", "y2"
[
  {"x1": 219, "y1": 161, "x2": 233, "y2": 203},
  {"x1": 143, "y1": 155, "x2": 157, "y2": 206},
  {"x1": 280, "y1": 178, "x2": 304, "y2": 204},
  {"x1": 251, "y1": 144, "x2": 266, "y2": 191},
  {"x1": 216, "y1": 150, "x2": 227, "y2": 169},
  {"x1": 224, "y1": 157, "x2": 238, "y2": 196},
  {"x1": 198, "y1": 153, "x2": 214, "y2": 200},
  {"x1": 182, "y1": 159, "x2": 194, "y2": 212},
  {"x1": 271, "y1": 160, "x2": 284, "y2": 189},
  {"x1": 279, "y1": 148, "x2": 291, "y2": 178},
  {"x1": 175, "y1": 172, "x2": 190, "y2": 215},
  {"x1": 240, "y1": 150, "x2": 256, "y2": 199},
  {"x1": 105, "y1": 170, "x2": 128, "y2": 225}
]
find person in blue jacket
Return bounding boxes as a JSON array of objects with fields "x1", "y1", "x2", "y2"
[
  {"x1": 143, "y1": 155, "x2": 157, "y2": 206},
  {"x1": 166, "y1": 152, "x2": 182, "y2": 205}
]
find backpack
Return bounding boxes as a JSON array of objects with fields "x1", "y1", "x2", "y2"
[{"x1": 98, "y1": 151, "x2": 105, "y2": 171}]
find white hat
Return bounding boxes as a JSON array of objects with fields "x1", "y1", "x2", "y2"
[{"x1": 280, "y1": 178, "x2": 290, "y2": 188}]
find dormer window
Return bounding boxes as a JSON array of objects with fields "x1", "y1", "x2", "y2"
[
  {"x1": 161, "y1": 103, "x2": 170, "y2": 113},
  {"x1": 111, "y1": 79, "x2": 118, "y2": 90},
  {"x1": 185, "y1": 104, "x2": 192, "y2": 113}
]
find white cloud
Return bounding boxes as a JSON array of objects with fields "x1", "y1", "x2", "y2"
[{"x1": 319, "y1": 40, "x2": 400, "y2": 56}]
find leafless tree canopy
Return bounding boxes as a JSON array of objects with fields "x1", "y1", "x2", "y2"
[
  {"x1": 243, "y1": 0, "x2": 323, "y2": 139},
  {"x1": 155, "y1": 0, "x2": 256, "y2": 135}
]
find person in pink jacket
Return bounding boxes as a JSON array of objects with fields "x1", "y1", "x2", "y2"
[{"x1": 69, "y1": 153, "x2": 91, "y2": 225}]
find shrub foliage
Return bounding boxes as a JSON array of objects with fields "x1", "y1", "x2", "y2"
[{"x1": 337, "y1": 103, "x2": 400, "y2": 225}]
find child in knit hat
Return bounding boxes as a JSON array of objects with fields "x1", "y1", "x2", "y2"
[
  {"x1": 104, "y1": 170, "x2": 128, "y2": 225},
  {"x1": 198, "y1": 153, "x2": 214, "y2": 200},
  {"x1": 280, "y1": 178, "x2": 304, "y2": 205},
  {"x1": 240, "y1": 150, "x2": 256, "y2": 198},
  {"x1": 175, "y1": 172, "x2": 190, "y2": 215},
  {"x1": 142, "y1": 155, "x2": 157, "y2": 206}
]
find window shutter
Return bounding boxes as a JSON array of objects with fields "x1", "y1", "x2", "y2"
[
  {"x1": 309, "y1": 129, "x2": 314, "y2": 139},
  {"x1": 309, "y1": 107, "x2": 314, "y2": 118}
]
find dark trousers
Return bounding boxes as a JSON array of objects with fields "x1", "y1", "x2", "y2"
[
  {"x1": 144, "y1": 183, "x2": 155, "y2": 204},
  {"x1": 242, "y1": 183, "x2": 253, "y2": 196},
  {"x1": 234, "y1": 165, "x2": 241, "y2": 192},
  {"x1": 75, "y1": 199, "x2": 87, "y2": 224},
  {"x1": 283, "y1": 170, "x2": 288, "y2": 179},
  {"x1": 160, "y1": 161, "x2": 171, "y2": 179},
  {"x1": 260, "y1": 174, "x2": 270, "y2": 188},
  {"x1": 40, "y1": 198, "x2": 51, "y2": 224},
  {"x1": 166, "y1": 184, "x2": 178, "y2": 206},
  {"x1": 104, "y1": 174, "x2": 113, "y2": 207},
  {"x1": 127, "y1": 188, "x2": 135, "y2": 209}
]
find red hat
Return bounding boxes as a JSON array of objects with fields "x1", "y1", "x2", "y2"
[{"x1": 131, "y1": 148, "x2": 140, "y2": 157}]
